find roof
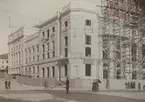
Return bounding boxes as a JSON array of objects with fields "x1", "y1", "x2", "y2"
[{"x1": 0, "y1": 54, "x2": 8, "y2": 59}]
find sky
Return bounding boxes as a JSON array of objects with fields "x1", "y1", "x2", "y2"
[{"x1": 0, "y1": 0, "x2": 100, "y2": 54}]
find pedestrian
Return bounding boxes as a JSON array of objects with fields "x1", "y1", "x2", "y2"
[
  {"x1": 125, "y1": 82, "x2": 127, "y2": 89},
  {"x1": 8, "y1": 80, "x2": 11, "y2": 89},
  {"x1": 66, "y1": 77, "x2": 70, "y2": 94},
  {"x1": 5, "y1": 80, "x2": 7, "y2": 89}
]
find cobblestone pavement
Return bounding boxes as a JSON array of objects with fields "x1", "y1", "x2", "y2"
[{"x1": 0, "y1": 90, "x2": 145, "y2": 102}]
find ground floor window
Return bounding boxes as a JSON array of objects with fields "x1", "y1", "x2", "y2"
[
  {"x1": 132, "y1": 71, "x2": 137, "y2": 79},
  {"x1": 42, "y1": 68, "x2": 45, "y2": 77},
  {"x1": 52, "y1": 66, "x2": 55, "y2": 77},
  {"x1": 64, "y1": 65, "x2": 68, "y2": 76},
  {"x1": 47, "y1": 67, "x2": 49, "y2": 77},
  {"x1": 103, "y1": 69, "x2": 108, "y2": 79},
  {"x1": 85, "y1": 64, "x2": 91, "y2": 76}
]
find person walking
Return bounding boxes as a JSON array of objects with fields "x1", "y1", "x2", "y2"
[
  {"x1": 8, "y1": 80, "x2": 11, "y2": 89},
  {"x1": 44, "y1": 80, "x2": 48, "y2": 89},
  {"x1": 5, "y1": 80, "x2": 7, "y2": 89},
  {"x1": 66, "y1": 77, "x2": 70, "y2": 94}
]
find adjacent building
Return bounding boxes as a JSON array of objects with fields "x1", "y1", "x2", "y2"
[
  {"x1": 0, "y1": 54, "x2": 8, "y2": 73},
  {"x1": 8, "y1": 27, "x2": 38, "y2": 75}
]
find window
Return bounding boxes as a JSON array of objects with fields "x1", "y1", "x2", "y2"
[
  {"x1": 33, "y1": 67, "x2": 35, "y2": 74},
  {"x1": 32, "y1": 47, "x2": 35, "y2": 53},
  {"x1": 42, "y1": 68, "x2": 45, "y2": 77},
  {"x1": 116, "y1": 69, "x2": 121, "y2": 79},
  {"x1": 37, "y1": 46, "x2": 39, "y2": 52},
  {"x1": 52, "y1": 51, "x2": 55, "y2": 57},
  {"x1": 85, "y1": 35, "x2": 91, "y2": 45},
  {"x1": 47, "y1": 29, "x2": 49, "y2": 38},
  {"x1": 65, "y1": 21, "x2": 68, "y2": 27},
  {"x1": 29, "y1": 57, "x2": 31, "y2": 62},
  {"x1": 85, "y1": 64, "x2": 91, "y2": 76},
  {"x1": 64, "y1": 65, "x2": 68, "y2": 76},
  {"x1": 103, "y1": 50, "x2": 108, "y2": 59},
  {"x1": 85, "y1": 19, "x2": 91, "y2": 26},
  {"x1": 42, "y1": 44, "x2": 45, "y2": 52},
  {"x1": 132, "y1": 44, "x2": 137, "y2": 61},
  {"x1": 132, "y1": 71, "x2": 137, "y2": 79},
  {"x1": 37, "y1": 66, "x2": 39, "y2": 73},
  {"x1": 85, "y1": 47, "x2": 91, "y2": 57},
  {"x1": 47, "y1": 43, "x2": 49, "y2": 51},
  {"x1": 52, "y1": 27, "x2": 55, "y2": 32},
  {"x1": 47, "y1": 53, "x2": 49, "y2": 58},
  {"x1": 37, "y1": 55, "x2": 39, "y2": 61},
  {"x1": 43, "y1": 54, "x2": 45, "y2": 59},
  {"x1": 52, "y1": 66, "x2": 55, "y2": 77},
  {"x1": 142, "y1": 44, "x2": 145, "y2": 57},
  {"x1": 64, "y1": 36, "x2": 68, "y2": 46},
  {"x1": 65, "y1": 48, "x2": 68, "y2": 57},
  {"x1": 103, "y1": 69, "x2": 108, "y2": 79},
  {"x1": 52, "y1": 41, "x2": 55, "y2": 50},
  {"x1": 29, "y1": 48, "x2": 31, "y2": 54},
  {"x1": 42, "y1": 32, "x2": 45, "y2": 37},
  {"x1": 33, "y1": 56, "x2": 35, "y2": 61},
  {"x1": 47, "y1": 67, "x2": 49, "y2": 77}
]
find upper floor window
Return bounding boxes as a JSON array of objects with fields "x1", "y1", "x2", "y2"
[
  {"x1": 47, "y1": 29, "x2": 49, "y2": 38},
  {"x1": 85, "y1": 47, "x2": 91, "y2": 57},
  {"x1": 85, "y1": 35, "x2": 91, "y2": 45},
  {"x1": 85, "y1": 64, "x2": 91, "y2": 76},
  {"x1": 85, "y1": 19, "x2": 91, "y2": 26},
  {"x1": 52, "y1": 27, "x2": 55, "y2": 32},
  {"x1": 47, "y1": 42, "x2": 49, "y2": 51},
  {"x1": 65, "y1": 21, "x2": 68, "y2": 27},
  {"x1": 42, "y1": 32, "x2": 45, "y2": 37},
  {"x1": 52, "y1": 41, "x2": 55, "y2": 50},
  {"x1": 52, "y1": 51, "x2": 55, "y2": 57},
  {"x1": 64, "y1": 36, "x2": 68, "y2": 46},
  {"x1": 32, "y1": 46, "x2": 35, "y2": 53},
  {"x1": 65, "y1": 48, "x2": 68, "y2": 57},
  {"x1": 42, "y1": 44, "x2": 45, "y2": 52},
  {"x1": 37, "y1": 46, "x2": 39, "y2": 52}
]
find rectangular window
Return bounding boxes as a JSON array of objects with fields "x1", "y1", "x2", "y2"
[
  {"x1": 37, "y1": 66, "x2": 39, "y2": 73},
  {"x1": 52, "y1": 41, "x2": 55, "y2": 50},
  {"x1": 47, "y1": 29, "x2": 49, "y2": 38},
  {"x1": 64, "y1": 36, "x2": 68, "y2": 46},
  {"x1": 65, "y1": 48, "x2": 68, "y2": 57},
  {"x1": 64, "y1": 65, "x2": 68, "y2": 76},
  {"x1": 65, "y1": 21, "x2": 68, "y2": 27},
  {"x1": 42, "y1": 44, "x2": 45, "y2": 52},
  {"x1": 85, "y1": 35, "x2": 91, "y2": 45},
  {"x1": 85, "y1": 47, "x2": 91, "y2": 57},
  {"x1": 42, "y1": 68, "x2": 45, "y2": 77},
  {"x1": 33, "y1": 56, "x2": 35, "y2": 61},
  {"x1": 47, "y1": 42, "x2": 49, "y2": 51},
  {"x1": 37, "y1": 55, "x2": 39, "y2": 61},
  {"x1": 47, "y1": 53, "x2": 49, "y2": 58},
  {"x1": 43, "y1": 54, "x2": 45, "y2": 59},
  {"x1": 85, "y1": 64, "x2": 91, "y2": 76},
  {"x1": 47, "y1": 67, "x2": 49, "y2": 77},
  {"x1": 52, "y1": 51, "x2": 55, "y2": 57},
  {"x1": 33, "y1": 47, "x2": 35, "y2": 53},
  {"x1": 85, "y1": 19, "x2": 91, "y2": 26},
  {"x1": 52, "y1": 66, "x2": 55, "y2": 77},
  {"x1": 42, "y1": 32, "x2": 45, "y2": 37},
  {"x1": 103, "y1": 69, "x2": 108, "y2": 79},
  {"x1": 33, "y1": 67, "x2": 35, "y2": 74},
  {"x1": 37, "y1": 46, "x2": 39, "y2": 52},
  {"x1": 52, "y1": 27, "x2": 55, "y2": 32}
]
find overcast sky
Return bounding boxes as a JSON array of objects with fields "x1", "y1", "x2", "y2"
[{"x1": 0, "y1": 0, "x2": 100, "y2": 54}]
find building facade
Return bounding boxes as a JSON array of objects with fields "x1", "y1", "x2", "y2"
[
  {"x1": 8, "y1": 27, "x2": 38, "y2": 75},
  {"x1": 0, "y1": 54, "x2": 8, "y2": 73},
  {"x1": 35, "y1": 1, "x2": 100, "y2": 81}
]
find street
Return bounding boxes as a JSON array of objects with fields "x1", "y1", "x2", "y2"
[{"x1": 0, "y1": 90, "x2": 144, "y2": 102}]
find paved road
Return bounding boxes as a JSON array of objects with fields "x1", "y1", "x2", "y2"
[{"x1": 0, "y1": 90, "x2": 145, "y2": 102}]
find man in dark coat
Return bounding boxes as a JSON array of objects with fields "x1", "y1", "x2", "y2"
[
  {"x1": 66, "y1": 77, "x2": 70, "y2": 94},
  {"x1": 5, "y1": 80, "x2": 7, "y2": 89},
  {"x1": 8, "y1": 81, "x2": 11, "y2": 89}
]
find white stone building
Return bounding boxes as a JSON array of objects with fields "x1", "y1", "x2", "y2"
[
  {"x1": 34, "y1": 1, "x2": 100, "y2": 81},
  {"x1": 8, "y1": 27, "x2": 38, "y2": 75}
]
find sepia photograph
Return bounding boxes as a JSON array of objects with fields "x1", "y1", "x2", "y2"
[{"x1": 0, "y1": 0, "x2": 145, "y2": 102}]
